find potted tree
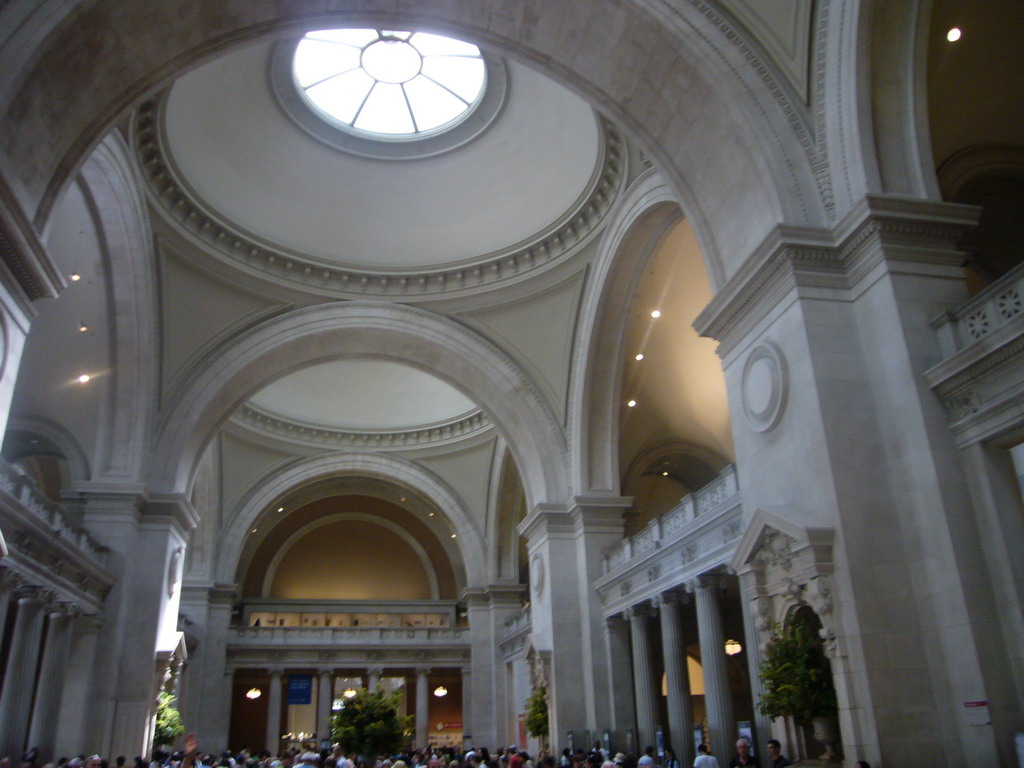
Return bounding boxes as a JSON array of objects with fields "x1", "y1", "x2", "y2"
[
  {"x1": 757, "y1": 610, "x2": 839, "y2": 763},
  {"x1": 524, "y1": 686, "x2": 549, "y2": 750},
  {"x1": 331, "y1": 686, "x2": 411, "y2": 759}
]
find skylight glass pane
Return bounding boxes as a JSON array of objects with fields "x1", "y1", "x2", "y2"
[
  {"x1": 305, "y1": 29, "x2": 379, "y2": 47},
  {"x1": 294, "y1": 40, "x2": 361, "y2": 88},
  {"x1": 421, "y1": 56, "x2": 485, "y2": 103},
  {"x1": 411, "y1": 32, "x2": 480, "y2": 57},
  {"x1": 404, "y1": 76, "x2": 467, "y2": 132},
  {"x1": 305, "y1": 69, "x2": 374, "y2": 125},
  {"x1": 354, "y1": 83, "x2": 415, "y2": 134}
]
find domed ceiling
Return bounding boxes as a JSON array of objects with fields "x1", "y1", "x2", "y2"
[{"x1": 162, "y1": 38, "x2": 602, "y2": 269}]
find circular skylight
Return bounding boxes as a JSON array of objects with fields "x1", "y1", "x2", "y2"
[{"x1": 294, "y1": 29, "x2": 486, "y2": 137}]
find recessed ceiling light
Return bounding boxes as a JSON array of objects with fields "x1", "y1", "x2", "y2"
[
  {"x1": 946, "y1": 27, "x2": 962, "y2": 42},
  {"x1": 78, "y1": 322, "x2": 88, "y2": 332},
  {"x1": 662, "y1": 471, "x2": 669, "y2": 476},
  {"x1": 77, "y1": 374, "x2": 91, "y2": 384},
  {"x1": 400, "y1": 497, "x2": 406, "y2": 502},
  {"x1": 428, "y1": 512, "x2": 435, "y2": 517},
  {"x1": 277, "y1": 506, "x2": 284, "y2": 512},
  {"x1": 627, "y1": 399, "x2": 637, "y2": 408},
  {"x1": 451, "y1": 533, "x2": 457, "y2": 539},
  {"x1": 251, "y1": 528, "x2": 258, "y2": 533},
  {"x1": 69, "y1": 273, "x2": 81, "y2": 282},
  {"x1": 650, "y1": 310, "x2": 661, "y2": 318},
  {"x1": 635, "y1": 353, "x2": 644, "y2": 361}
]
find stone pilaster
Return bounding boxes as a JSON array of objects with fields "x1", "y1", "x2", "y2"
[
  {"x1": 627, "y1": 603, "x2": 659, "y2": 751},
  {"x1": 415, "y1": 666, "x2": 431, "y2": 747},
  {"x1": 658, "y1": 592, "x2": 693, "y2": 765},
  {"x1": 318, "y1": 669, "x2": 334, "y2": 743},
  {"x1": 692, "y1": 574, "x2": 734, "y2": 754},
  {"x1": 266, "y1": 670, "x2": 283, "y2": 754},
  {"x1": 53, "y1": 615, "x2": 102, "y2": 756},
  {"x1": 461, "y1": 666, "x2": 473, "y2": 744},
  {"x1": 738, "y1": 576, "x2": 772, "y2": 758},
  {"x1": 0, "y1": 586, "x2": 49, "y2": 759},
  {"x1": 28, "y1": 604, "x2": 77, "y2": 760},
  {"x1": 603, "y1": 614, "x2": 636, "y2": 749}
]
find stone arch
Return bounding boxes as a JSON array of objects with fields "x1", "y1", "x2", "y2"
[
  {"x1": 5, "y1": 414, "x2": 90, "y2": 487},
  {"x1": 76, "y1": 132, "x2": 157, "y2": 483},
  {"x1": 621, "y1": 439, "x2": 730, "y2": 495},
  {"x1": 217, "y1": 451, "x2": 485, "y2": 589},
  {"x1": 150, "y1": 303, "x2": 568, "y2": 510},
  {"x1": 569, "y1": 171, "x2": 684, "y2": 494},
  {"x1": 485, "y1": 439, "x2": 527, "y2": 584},
  {"x1": 3, "y1": 0, "x2": 831, "y2": 286}
]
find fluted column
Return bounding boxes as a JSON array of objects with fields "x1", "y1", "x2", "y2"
[
  {"x1": 0, "y1": 568, "x2": 21, "y2": 660},
  {"x1": 367, "y1": 666, "x2": 383, "y2": 690},
  {"x1": 461, "y1": 666, "x2": 472, "y2": 743},
  {"x1": 28, "y1": 605, "x2": 77, "y2": 760},
  {"x1": 415, "y1": 667, "x2": 431, "y2": 747},
  {"x1": 692, "y1": 575, "x2": 735, "y2": 754},
  {"x1": 627, "y1": 603, "x2": 659, "y2": 751},
  {"x1": 604, "y1": 614, "x2": 636, "y2": 746},
  {"x1": 739, "y1": 577, "x2": 772, "y2": 758},
  {"x1": 0, "y1": 586, "x2": 49, "y2": 759},
  {"x1": 266, "y1": 670, "x2": 283, "y2": 755},
  {"x1": 317, "y1": 669, "x2": 334, "y2": 744},
  {"x1": 659, "y1": 592, "x2": 694, "y2": 767}
]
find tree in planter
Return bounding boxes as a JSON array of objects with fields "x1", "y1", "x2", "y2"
[
  {"x1": 154, "y1": 691, "x2": 185, "y2": 747},
  {"x1": 524, "y1": 686, "x2": 549, "y2": 745},
  {"x1": 331, "y1": 686, "x2": 411, "y2": 758},
  {"x1": 757, "y1": 609, "x2": 840, "y2": 760}
]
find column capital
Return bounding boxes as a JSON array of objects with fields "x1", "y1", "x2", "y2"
[
  {"x1": 688, "y1": 573, "x2": 728, "y2": 592},
  {"x1": 657, "y1": 590, "x2": 690, "y2": 606},
  {"x1": 267, "y1": 668, "x2": 284, "y2": 678},
  {"x1": 13, "y1": 583, "x2": 47, "y2": 602},
  {"x1": 0, "y1": 565, "x2": 23, "y2": 589},
  {"x1": 415, "y1": 665, "x2": 432, "y2": 676},
  {"x1": 624, "y1": 602, "x2": 657, "y2": 620},
  {"x1": 317, "y1": 668, "x2": 334, "y2": 678},
  {"x1": 366, "y1": 665, "x2": 384, "y2": 676}
]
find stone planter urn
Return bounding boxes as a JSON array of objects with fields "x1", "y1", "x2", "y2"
[{"x1": 811, "y1": 715, "x2": 841, "y2": 763}]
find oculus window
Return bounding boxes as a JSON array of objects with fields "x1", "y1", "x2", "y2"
[{"x1": 276, "y1": 28, "x2": 507, "y2": 159}]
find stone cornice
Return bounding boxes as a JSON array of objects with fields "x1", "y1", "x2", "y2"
[
  {"x1": 132, "y1": 95, "x2": 627, "y2": 299},
  {"x1": 694, "y1": 196, "x2": 980, "y2": 357},
  {"x1": 0, "y1": 168, "x2": 62, "y2": 313},
  {"x1": 230, "y1": 403, "x2": 491, "y2": 450}
]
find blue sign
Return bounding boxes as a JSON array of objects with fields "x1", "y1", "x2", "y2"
[{"x1": 288, "y1": 674, "x2": 313, "y2": 705}]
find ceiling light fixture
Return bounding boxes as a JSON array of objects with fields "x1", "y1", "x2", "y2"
[
  {"x1": 650, "y1": 310, "x2": 661, "y2": 318},
  {"x1": 79, "y1": 322, "x2": 88, "y2": 332},
  {"x1": 433, "y1": 686, "x2": 448, "y2": 697},
  {"x1": 724, "y1": 639, "x2": 743, "y2": 656},
  {"x1": 77, "y1": 374, "x2": 91, "y2": 384},
  {"x1": 662, "y1": 471, "x2": 669, "y2": 477},
  {"x1": 428, "y1": 512, "x2": 435, "y2": 517},
  {"x1": 627, "y1": 399, "x2": 637, "y2": 408},
  {"x1": 946, "y1": 26, "x2": 962, "y2": 42},
  {"x1": 70, "y1": 273, "x2": 81, "y2": 282},
  {"x1": 277, "y1": 507, "x2": 284, "y2": 512},
  {"x1": 246, "y1": 687, "x2": 262, "y2": 699},
  {"x1": 451, "y1": 533, "x2": 457, "y2": 539},
  {"x1": 635, "y1": 353, "x2": 644, "y2": 361},
  {"x1": 343, "y1": 688, "x2": 357, "y2": 699}
]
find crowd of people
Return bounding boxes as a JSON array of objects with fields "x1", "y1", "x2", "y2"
[{"x1": 2, "y1": 736, "x2": 874, "y2": 768}]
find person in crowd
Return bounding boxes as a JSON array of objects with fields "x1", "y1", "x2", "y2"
[
  {"x1": 691, "y1": 745, "x2": 717, "y2": 768},
  {"x1": 727, "y1": 740, "x2": 757, "y2": 768},
  {"x1": 762, "y1": 742, "x2": 787, "y2": 768},
  {"x1": 635, "y1": 749, "x2": 654, "y2": 768}
]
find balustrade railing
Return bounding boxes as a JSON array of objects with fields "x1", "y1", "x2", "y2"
[
  {"x1": 229, "y1": 625, "x2": 471, "y2": 645},
  {"x1": 932, "y1": 260, "x2": 1024, "y2": 357},
  {"x1": 602, "y1": 464, "x2": 739, "y2": 574},
  {"x1": 0, "y1": 458, "x2": 107, "y2": 564}
]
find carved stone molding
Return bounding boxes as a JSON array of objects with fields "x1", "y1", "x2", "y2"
[{"x1": 133, "y1": 95, "x2": 627, "y2": 299}]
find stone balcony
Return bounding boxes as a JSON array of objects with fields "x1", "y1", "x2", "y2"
[
  {"x1": 226, "y1": 624, "x2": 472, "y2": 668},
  {"x1": 927, "y1": 261, "x2": 1024, "y2": 446},
  {"x1": 595, "y1": 465, "x2": 743, "y2": 616},
  {"x1": 0, "y1": 458, "x2": 112, "y2": 612}
]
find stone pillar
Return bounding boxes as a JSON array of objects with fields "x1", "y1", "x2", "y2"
[
  {"x1": 415, "y1": 667, "x2": 431, "y2": 747},
  {"x1": 627, "y1": 603, "x2": 659, "y2": 751},
  {"x1": 266, "y1": 670, "x2": 283, "y2": 755},
  {"x1": 0, "y1": 586, "x2": 48, "y2": 759},
  {"x1": 28, "y1": 605, "x2": 77, "y2": 760},
  {"x1": 658, "y1": 592, "x2": 694, "y2": 766},
  {"x1": 318, "y1": 669, "x2": 334, "y2": 744},
  {"x1": 692, "y1": 575, "x2": 734, "y2": 754},
  {"x1": 461, "y1": 666, "x2": 473, "y2": 744},
  {"x1": 738, "y1": 580, "x2": 772, "y2": 758},
  {"x1": 0, "y1": 568, "x2": 22, "y2": 660},
  {"x1": 53, "y1": 615, "x2": 102, "y2": 757},
  {"x1": 178, "y1": 585, "x2": 235, "y2": 751},
  {"x1": 603, "y1": 614, "x2": 636, "y2": 748},
  {"x1": 367, "y1": 666, "x2": 383, "y2": 690}
]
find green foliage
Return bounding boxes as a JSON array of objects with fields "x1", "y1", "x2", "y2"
[
  {"x1": 757, "y1": 612, "x2": 838, "y2": 725},
  {"x1": 154, "y1": 691, "x2": 185, "y2": 746},
  {"x1": 524, "y1": 686, "x2": 549, "y2": 738},
  {"x1": 331, "y1": 686, "x2": 411, "y2": 758}
]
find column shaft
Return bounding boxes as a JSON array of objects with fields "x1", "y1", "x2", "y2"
[
  {"x1": 266, "y1": 671, "x2": 283, "y2": 755},
  {"x1": 0, "y1": 569, "x2": 20, "y2": 661},
  {"x1": 461, "y1": 666, "x2": 472, "y2": 744},
  {"x1": 0, "y1": 591, "x2": 48, "y2": 759},
  {"x1": 659, "y1": 595, "x2": 694, "y2": 767},
  {"x1": 693, "y1": 576, "x2": 735, "y2": 754},
  {"x1": 604, "y1": 615, "x2": 636, "y2": 748},
  {"x1": 627, "y1": 605, "x2": 659, "y2": 751},
  {"x1": 415, "y1": 668, "x2": 430, "y2": 747},
  {"x1": 367, "y1": 667, "x2": 382, "y2": 690},
  {"x1": 28, "y1": 609, "x2": 75, "y2": 760},
  {"x1": 318, "y1": 670, "x2": 334, "y2": 744}
]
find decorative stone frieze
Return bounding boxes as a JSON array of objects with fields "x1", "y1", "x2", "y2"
[{"x1": 133, "y1": 96, "x2": 627, "y2": 299}]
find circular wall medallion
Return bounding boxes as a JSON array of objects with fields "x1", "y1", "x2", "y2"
[
  {"x1": 530, "y1": 554, "x2": 546, "y2": 599},
  {"x1": 741, "y1": 342, "x2": 788, "y2": 432}
]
